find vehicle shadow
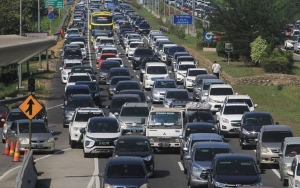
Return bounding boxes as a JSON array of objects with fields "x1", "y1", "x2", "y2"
[
  {"x1": 153, "y1": 170, "x2": 170, "y2": 178},
  {"x1": 52, "y1": 131, "x2": 62, "y2": 136},
  {"x1": 154, "y1": 148, "x2": 180, "y2": 154},
  {"x1": 35, "y1": 178, "x2": 52, "y2": 188}
]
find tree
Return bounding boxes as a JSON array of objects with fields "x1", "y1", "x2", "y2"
[
  {"x1": 250, "y1": 36, "x2": 267, "y2": 66},
  {"x1": 209, "y1": 0, "x2": 300, "y2": 60}
]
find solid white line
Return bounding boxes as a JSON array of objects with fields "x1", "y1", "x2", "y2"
[
  {"x1": 94, "y1": 158, "x2": 100, "y2": 188},
  {"x1": 0, "y1": 148, "x2": 71, "y2": 182},
  {"x1": 136, "y1": 75, "x2": 139, "y2": 78},
  {"x1": 178, "y1": 162, "x2": 184, "y2": 171},
  {"x1": 130, "y1": 64, "x2": 133, "y2": 67},
  {"x1": 272, "y1": 169, "x2": 281, "y2": 178},
  {"x1": 46, "y1": 103, "x2": 63, "y2": 110}
]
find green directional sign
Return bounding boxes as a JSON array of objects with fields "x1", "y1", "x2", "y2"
[{"x1": 45, "y1": 0, "x2": 64, "y2": 8}]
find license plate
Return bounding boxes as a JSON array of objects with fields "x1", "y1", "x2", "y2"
[
  {"x1": 35, "y1": 144, "x2": 43, "y2": 148},
  {"x1": 273, "y1": 158, "x2": 279, "y2": 162},
  {"x1": 234, "y1": 128, "x2": 240, "y2": 132}
]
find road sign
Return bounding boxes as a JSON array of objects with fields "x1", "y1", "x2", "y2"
[
  {"x1": 19, "y1": 95, "x2": 43, "y2": 120},
  {"x1": 204, "y1": 30, "x2": 214, "y2": 42},
  {"x1": 225, "y1": 43, "x2": 233, "y2": 52},
  {"x1": 48, "y1": 13, "x2": 54, "y2": 20},
  {"x1": 45, "y1": 0, "x2": 64, "y2": 8},
  {"x1": 48, "y1": 6, "x2": 54, "y2": 12},
  {"x1": 173, "y1": 15, "x2": 193, "y2": 25}
]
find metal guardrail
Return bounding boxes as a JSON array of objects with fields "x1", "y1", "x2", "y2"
[
  {"x1": 159, "y1": 26, "x2": 170, "y2": 33},
  {"x1": 0, "y1": 95, "x2": 29, "y2": 105}
]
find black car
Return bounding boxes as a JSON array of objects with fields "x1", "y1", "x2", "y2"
[
  {"x1": 239, "y1": 112, "x2": 275, "y2": 149},
  {"x1": 119, "y1": 90, "x2": 149, "y2": 103},
  {"x1": 75, "y1": 81, "x2": 102, "y2": 107},
  {"x1": 166, "y1": 46, "x2": 186, "y2": 66},
  {"x1": 98, "y1": 61, "x2": 121, "y2": 84},
  {"x1": 138, "y1": 23, "x2": 151, "y2": 35},
  {"x1": 62, "y1": 94, "x2": 96, "y2": 128},
  {"x1": 70, "y1": 65, "x2": 97, "y2": 75},
  {"x1": 180, "y1": 122, "x2": 218, "y2": 160},
  {"x1": 106, "y1": 67, "x2": 131, "y2": 85},
  {"x1": 63, "y1": 85, "x2": 91, "y2": 104},
  {"x1": 107, "y1": 76, "x2": 132, "y2": 99},
  {"x1": 103, "y1": 156, "x2": 150, "y2": 188},
  {"x1": 108, "y1": 94, "x2": 141, "y2": 116},
  {"x1": 115, "y1": 80, "x2": 141, "y2": 94},
  {"x1": 207, "y1": 154, "x2": 263, "y2": 187},
  {"x1": 132, "y1": 46, "x2": 155, "y2": 70},
  {"x1": 65, "y1": 34, "x2": 81, "y2": 44},
  {"x1": 113, "y1": 135, "x2": 154, "y2": 177}
]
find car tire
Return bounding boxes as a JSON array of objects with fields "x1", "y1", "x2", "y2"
[
  {"x1": 63, "y1": 123, "x2": 67, "y2": 128},
  {"x1": 151, "y1": 164, "x2": 155, "y2": 178},
  {"x1": 49, "y1": 151, "x2": 55, "y2": 154},
  {"x1": 84, "y1": 152, "x2": 90, "y2": 158},
  {"x1": 282, "y1": 178, "x2": 288, "y2": 186},
  {"x1": 70, "y1": 140, "x2": 77, "y2": 149},
  {"x1": 184, "y1": 166, "x2": 187, "y2": 174},
  {"x1": 140, "y1": 74, "x2": 143, "y2": 82}
]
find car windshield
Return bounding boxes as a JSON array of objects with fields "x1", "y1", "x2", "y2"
[
  {"x1": 194, "y1": 148, "x2": 231, "y2": 161},
  {"x1": 227, "y1": 99, "x2": 253, "y2": 107},
  {"x1": 7, "y1": 112, "x2": 29, "y2": 121},
  {"x1": 139, "y1": 24, "x2": 150, "y2": 29},
  {"x1": 19, "y1": 122, "x2": 49, "y2": 133},
  {"x1": 68, "y1": 76, "x2": 91, "y2": 82},
  {"x1": 65, "y1": 63, "x2": 82, "y2": 68},
  {"x1": 216, "y1": 160, "x2": 258, "y2": 175},
  {"x1": 149, "y1": 112, "x2": 182, "y2": 126},
  {"x1": 75, "y1": 112, "x2": 104, "y2": 121},
  {"x1": 166, "y1": 91, "x2": 189, "y2": 99},
  {"x1": 88, "y1": 121, "x2": 119, "y2": 133},
  {"x1": 116, "y1": 140, "x2": 150, "y2": 152},
  {"x1": 285, "y1": 144, "x2": 300, "y2": 157},
  {"x1": 188, "y1": 70, "x2": 207, "y2": 76},
  {"x1": 100, "y1": 39, "x2": 114, "y2": 45},
  {"x1": 178, "y1": 64, "x2": 196, "y2": 71},
  {"x1": 203, "y1": 82, "x2": 223, "y2": 90},
  {"x1": 66, "y1": 89, "x2": 89, "y2": 96},
  {"x1": 101, "y1": 55, "x2": 116, "y2": 60},
  {"x1": 185, "y1": 126, "x2": 217, "y2": 138},
  {"x1": 243, "y1": 115, "x2": 274, "y2": 126},
  {"x1": 101, "y1": 63, "x2": 120, "y2": 70},
  {"x1": 110, "y1": 71, "x2": 130, "y2": 78},
  {"x1": 111, "y1": 99, "x2": 138, "y2": 110},
  {"x1": 169, "y1": 47, "x2": 185, "y2": 55},
  {"x1": 130, "y1": 43, "x2": 141, "y2": 48},
  {"x1": 111, "y1": 78, "x2": 130, "y2": 85},
  {"x1": 72, "y1": 68, "x2": 93, "y2": 73},
  {"x1": 64, "y1": 50, "x2": 82, "y2": 57},
  {"x1": 120, "y1": 107, "x2": 149, "y2": 117},
  {"x1": 147, "y1": 66, "x2": 167, "y2": 74},
  {"x1": 186, "y1": 111, "x2": 214, "y2": 123},
  {"x1": 223, "y1": 106, "x2": 250, "y2": 115},
  {"x1": 178, "y1": 57, "x2": 194, "y2": 62},
  {"x1": 154, "y1": 81, "x2": 176, "y2": 88},
  {"x1": 116, "y1": 83, "x2": 139, "y2": 91},
  {"x1": 135, "y1": 49, "x2": 153, "y2": 56},
  {"x1": 107, "y1": 164, "x2": 145, "y2": 178},
  {"x1": 210, "y1": 88, "x2": 233, "y2": 95},
  {"x1": 262, "y1": 131, "x2": 293, "y2": 142},
  {"x1": 66, "y1": 99, "x2": 94, "y2": 108}
]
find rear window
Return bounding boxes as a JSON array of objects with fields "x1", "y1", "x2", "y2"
[
  {"x1": 134, "y1": 49, "x2": 153, "y2": 56},
  {"x1": 210, "y1": 88, "x2": 233, "y2": 96},
  {"x1": 101, "y1": 54, "x2": 116, "y2": 60}
]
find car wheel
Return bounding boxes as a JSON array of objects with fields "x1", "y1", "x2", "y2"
[
  {"x1": 49, "y1": 151, "x2": 55, "y2": 154},
  {"x1": 151, "y1": 164, "x2": 155, "y2": 178},
  {"x1": 84, "y1": 152, "x2": 90, "y2": 158},
  {"x1": 184, "y1": 166, "x2": 187, "y2": 174},
  {"x1": 282, "y1": 179, "x2": 288, "y2": 186},
  {"x1": 70, "y1": 140, "x2": 77, "y2": 149},
  {"x1": 187, "y1": 175, "x2": 191, "y2": 186},
  {"x1": 140, "y1": 74, "x2": 143, "y2": 82},
  {"x1": 63, "y1": 122, "x2": 67, "y2": 128}
]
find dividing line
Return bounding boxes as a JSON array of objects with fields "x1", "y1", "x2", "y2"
[
  {"x1": 253, "y1": 149, "x2": 280, "y2": 178},
  {"x1": 87, "y1": 158, "x2": 100, "y2": 188},
  {"x1": 46, "y1": 103, "x2": 63, "y2": 110},
  {"x1": 178, "y1": 162, "x2": 184, "y2": 171}
]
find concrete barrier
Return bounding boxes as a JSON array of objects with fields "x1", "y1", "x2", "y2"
[{"x1": 15, "y1": 151, "x2": 37, "y2": 188}]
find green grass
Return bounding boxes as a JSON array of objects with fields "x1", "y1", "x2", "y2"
[
  {"x1": 233, "y1": 85, "x2": 300, "y2": 135},
  {"x1": 41, "y1": 7, "x2": 69, "y2": 33},
  {"x1": 291, "y1": 61, "x2": 300, "y2": 76}
]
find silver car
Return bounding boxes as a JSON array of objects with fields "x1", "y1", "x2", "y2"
[
  {"x1": 195, "y1": 79, "x2": 225, "y2": 102},
  {"x1": 151, "y1": 79, "x2": 178, "y2": 103},
  {"x1": 163, "y1": 89, "x2": 191, "y2": 108},
  {"x1": 6, "y1": 119, "x2": 55, "y2": 153},
  {"x1": 184, "y1": 142, "x2": 232, "y2": 187}
]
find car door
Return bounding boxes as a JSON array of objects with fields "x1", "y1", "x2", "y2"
[
  {"x1": 7, "y1": 122, "x2": 17, "y2": 141},
  {"x1": 187, "y1": 144, "x2": 195, "y2": 174},
  {"x1": 183, "y1": 138, "x2": 191, "y2": 168},
  {"x1": 288, "y1": 158, "x2": 297, "y2": 188},
  {"x1": 279, "y1": 141, "x2": 285, "y2": 176}
]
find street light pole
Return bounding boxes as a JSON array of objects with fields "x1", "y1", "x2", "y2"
[
  {"x1": 18, "y1": 0, "x2": 23, "y2": 90},
  {"x1": 38, "y1": 0, "x2": 43, "y2": 70},
  {"x1": 192, "y1": 0, "x2": 195, "y2": 33},
  {"x1": 20, "y1": 0, "x2": 22, "y2": 36}
]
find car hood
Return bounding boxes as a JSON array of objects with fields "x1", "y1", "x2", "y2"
[
  {"x1": 114, "y1": 151, "x2": 151, "y2": 158},
  {"x1": 242, "y1": 125, "x2": 262, "y2": 132},
  {"x1": 86, "y1": 132, "x2": 121, "y2": 138},
  {"x1": 71, "y1": 121, "x2": 87, "y2": 128},
  {"x1": 4, "y1": 121, "x2": 13, "y2": 127},
  {"x1": 19, "y1": 133, "x2": 53, "y2": 141},
  {"x1": 262, "y1": 142, "x2": 281, "y2": 149},
  {"x1": 109, "y1": 84, "x2": 117, "y2": 89},
  {"x1": 147, "y1": 74, "x2": 168, "y2": 79},
  {"x1": 186, "y1": 76, "x2": 197, "y2": 79},
  {"x1": 222, "y1": 114, "x2": 243, "y2": 121},
  {"x1": 216, "y1": 174, "x2": 260, "y2": 185},
  {"x1": 99, "y1": 69, "x2": 110, "y2": 73},
  {"x1": 105, "y1": 178, "x2": 147, "y2": 186},
  {"x1": 194, "y1": 161, "x2": 212, "y2": 169},
  {"x1": 152, "y1": 87, "x2": 175, "y2": 93},
  {"x1": 209, "y1": 95, "x2": 227, "y2": 102},
  {"x1": 118, "y1": 116, "x2": 147, "y2": 124}
]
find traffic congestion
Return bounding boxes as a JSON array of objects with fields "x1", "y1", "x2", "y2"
[{"x1": 1, "y1": 0, "x2": 300, "y2": 188}]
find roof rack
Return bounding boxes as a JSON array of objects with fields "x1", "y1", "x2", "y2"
[{"x1": 185, "y1": 102, "x2": 211, "y2": 110}]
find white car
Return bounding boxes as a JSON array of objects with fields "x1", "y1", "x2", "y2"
[
  {"x1": 100, "y1": 47, "x2": 120, "y2": 56},
  {"x1": 174, "y1": 62, "x2": 196, "y2": 84},
  {"x1": 285, "y1": 36, "x2": 298, "y2": 50},
  {"x1": 106, "y1": 57, "x2": 124, "y2": 67},
  {"x1": 81, "y1": 117, "x2": 122, "y2": 158},
  {"x1": 64, "y1": 28, "x2": 79, "y2": 39},
  {"x1": 207, "y1": 84, "x2": 234, "y2": 113},
  {"x1": 59, "y1": 59, "x2": 82, "y2": 84},
  {"x1": 143, "y1": 62, "x2": 171, "y2": 90},
  {"x1": 159, "y1": 44, "x2": 177, "y2": 61},
  {"x1": 65, "y1": 72, "x2": 93, "y2": 89},
  {"x1": 183, "y1": 68, "x2": 208, "y2": 90},
  {"x1": 98, "y1": 37, "x2": 116, "y2": 47},
  {"x1": 223, "y1": 95, "x2": 257, "y2": 111},
  {"x1": 216, "y1": 103, "x2": 250, "y2": 135},
  {"x1": 126, "y1": 41, "x2": 143, "y2": 59},
  {"x1": 70, "y1": 41, "x2": 87, "y2": 59},
  {"x1": 123, "y1": 33, "x2": 142, "y2": 47},
  {"x1": 69, "y1": 107, "x2": 105, "y2": 148}
]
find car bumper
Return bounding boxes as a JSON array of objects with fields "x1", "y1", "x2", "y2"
[
  {"x1": 98, "y1": 76, "x2": 106, "y2": 84},
  {"x1": 128, "y1": 53, "x2": 134, "y2": 59},
  {"x1": 84, "y1": 146, "x2": 114, "y2": 154},
  {"x1": 176, "y1": 74, "x2": 184, "y2": 83},
  {"x1": 150, "y1": 142, "x2": 181, "y2": 148},
  {"x1": 63, "y1": 117, "x2": 72, "y2": 125},
  {"x1": 185, "y1": 81, "x2": 194, "y2": 88},
  {"x1": 61, "y1": 75, "x2": 68, "y2": 83},
  {"x1": 122, "y1": 126, "x2": 145, "y2": 134},
  {"x1": 70, "y1": 130, "x2": 83, "y2": 142},
  {"x1": 144, "y1": 80, "x2": 154, "y2": 89},
  {"x1": 190, "y1": 172, "x2": 207, "y2": 187},
  {"x1": 219, "y1": 122, "x2": 240, "y2": 135},
  {"x1": 20, "y1": 142, "x2": 55, "y2": 152},
  {"x1": 152, "y1": 93, "x2": 165, "y2": 102},
  {"x1": 259, "y1": 153, "x2": 280, "y2": 164},
  {"x1": 241, "y1": 134, "x2": 258, "y2": 146}
]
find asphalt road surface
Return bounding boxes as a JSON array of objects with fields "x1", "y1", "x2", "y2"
[{"x1": 0, "y1": 6, "x2": 285, "y2": 188}]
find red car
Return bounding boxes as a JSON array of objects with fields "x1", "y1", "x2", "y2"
[
  {"x1": 0, "y1": 103, "x2": 9, "y2": 127},
  {"x1": 97, "y1": 53, "x2": 117, "y2": 69}
]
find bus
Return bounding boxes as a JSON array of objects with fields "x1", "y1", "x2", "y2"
[{"x1": 89, "y1": 11, "x2": 115, "y2": 31}]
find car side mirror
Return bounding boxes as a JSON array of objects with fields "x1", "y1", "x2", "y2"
[
  {"x1": 80, "y1": 128, "x2": 86, "y2": 134},
  {"x1": 1, "y1": 119, "x2": 5, "y2": 122},
  {"x1": 179, "y1": 135, "x2": 183, "y2": 139},
  {"x1": 94, "y1": 72, "x2": 97, "y2": 74},
  {"x1": 204, "y1": 93, "x2": 208, "y2": 96},
  {"x1": 216, "y1": 112, "x2": 220, "y2": 116},
  {"x1": 254, "y1": 104, "x2": 258, "y2": 108},
  {"x1": 259, "y1": 169, "x2": 266, "y2": 174},
  {"x1": 183, "y1": 147, "x2": 188, "y2": 152},
  {"x1": 113, "y1": 140, "x2": 117, "y2": 146},
  {"x1": 60, "y1": 49, "x2": 63, "y2": 52},
  {"x1": 61, "y1": 105, "x2": 65, "y2": 109},
  {"x1": 287, "y1": 171, "x2": 293, "y2": 176},
  {"x1": 59, "y1": 67, "x2": 63, "y2": 70},
  {"x1": 147, "y1": 172, "x2": 153, "y2": 178},
  {"x1": 114, "y1": 112, "x2": 119, "y2": 116},
  {"x1": 278, "y1": 152, "x2": 283, "y2": 157},
  {"x1": 106, "y1": 105, "x2": 110, "y2": 109},
  {"x1": 141, "y1": 118, "x2": 146, "y2": 124},
  {"x1": 50, "y1": 130, "x2": 54, "y2": 134},
  {"x1": 184, "y1": 155, "x2": 191, "y2": 160}
]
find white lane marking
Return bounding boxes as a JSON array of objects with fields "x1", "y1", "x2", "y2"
[
  {"x1": 94, "y1": 158, "x2": 100, "y2": 188},
  {"x1": 136, "y1": 75, "x2": 139, "y2": 78},
  {"x1": 140, "y1": 82, "x2": 142, "y2": 85},
  {"x1": 272, "y1": 169, "x2": 281, "y2": 178},
  {"x1": 133, "y1": 70, "x2": 136, "y2": 72},
  {"x1": 46, "y1": 104, "x2": 63, "y2": 110},
  {"x1": 86, "y1": 165, "x2": 96, "y2": 188},
  {"x1": 178, "y1": 162, "x2": 184, "y2": 171},
  {"x1": 0, "y1": 148, "x2": 71, "y2": 182},
  {"x1": 130, "y1": 64, "x2": 133, "y2": 67}
]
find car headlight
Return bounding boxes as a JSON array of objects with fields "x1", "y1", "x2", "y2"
[
  {"x1": 251, "y1": 182, "x2": 263, "y2": 186},
  {"x1": 283, "y1": 163, "x2": 292, "y2": 170},
  {"x1": 47, "y1": 137, "x2": 55, "y2": 143},
  {"x1": 149, "y1": 138, "x2": 154, "y2": 143},
  {"x1": 260, "y1": 147, "x2": 270, "y2": 153},
  {"x1": 104, "y1": 184, "x2": 113, "y2": 188},
  {"x1": 119, "y1": 121, "x2": 126, "y2": 129},
  {"x1": 86, "y1": 135, "x2": 96, "y2": 141},
  {"x1": 143, "y1": 155, "x2": 152, "y2": 161},
  {"x1": 139, "y1": 183, "x2": 149, "y2": 188},
  {"x1": 66, "y1": 111, "x2": 73, "y2": 117},
  {"x1": 73, "y1": 127, "x2": 80, "y2": 131},
  {"x1": 222, "y1": 118, "x2": 229, "y2": 123},
  {"x1": 242, "y1": 129, "x2": 250, "y2": 135},
  {"x1": 214, "y1": 181, "x2": 225, "y2": 187},
  {"x1": 134, "y1": 57, "x2": 140, "y2": 61},
  {"x1": 3, "y1": 123, "x2": 7, "y2": 127},
  {"x1": 19, "y1": 138, "x2": 29, "y2": 144},
  {"x1": 95, "y1": 92, "x2": 100, "y2": 96},
  {"x1": 192, "y1": 166, "x2": 202, "y2": 172}
]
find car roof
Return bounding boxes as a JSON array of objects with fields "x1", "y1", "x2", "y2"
[
  {"x1": 75, "y1": 81, "x2": 96, "y2": 84},
  {"x1": 112, "y1": 94, "x2": 140, "y2": 99},
  {"x1": 215, "y1": 153, "x2": 254, "y2": 161},
  {"x1": 224, "y1": 103, "x2": 249, "y2": 106},
  {"x1": 119, "y1": 90, "x2": 144, "y2": 94},
  {"x1": 108, "y1": 156, "x2": 143, "y2": 164},
  {"x1": 210, "y1": 84, "x2": 233, "y2": 88},
  {"x1": 284, "y1": 137, "x2": 300, "y2": 144},
  {"x1": 69, "y1": 94, "x2": 92, "y2": 99},
  {"x1": 190, "y1": 133, "x2": 222, "y2": 139},
  {"x1": 69, "y1": 73, "x2": 90, "y2": 76},
  {"x1": 10, "y1": 108, "x2": 22, "y2": 113},
  {"x1": 178, "y1": 55, "x2": 194, "y2": 58},
  {"x1": 226, "y1": 95, "x2": 251, "y2": 99},
  {"x1": 118, "y1": 135, "x2": 149, "y2": 141},
  {"x1": 117, "y1": 80, "x2": 139, "y2": 84},
  {"x1": 73, "y1": 65, "x2": 92, "y2": 68},
  {"x1": 193, "y1": 142, "x2": 231, "y2": 148},
  {"x1": 243, "y1": 111, "x2": 272, "y2": 116},
  {"x1": 110, "y1": 67, "x2": 128, "y2": 71},
  {"x1": 111, "y1": 76, "x2": 131, "y2": 80},
  {"x1": 146, "y1": 62, "x2": 166, "y2": 66},
  {"x1": 196, "y1": 74, "x2": 218, "y2": 79},
  {"x1": 89, "y1": 117, "x2": 117, "y2": 122},
  {"x1": 186, "y1": 122, "x2": 215, "y2": 127},
  {"x1": 166, "y1": 89, "x2": 188, "y2": 92},
  {"x1": 102, "y1": 61, "x2": 120, "y2": 65},
  {"x1": 76, "y1": 107, "x2": 103, "y2": 112},
  {"x1": 16, "y1": 119, "x2": 45, "y2": 124},
  {"x1": 261, "y1": 125, "x2": 292, "y2": 132},
  {"x1": 66, "y1": 85, "x2": 90, "y2": 90},
  {"x1": 122, "y1": 102, "x2": 148, "y2": 107},
  {"x1": 100, "y1": 53, "x2": 117, "y2": 56},
  {"x1": 154, "y1": 79, "x2": 175, "y2": 82},
  {"x1": 203, "y1": 79, "x2": 224, "y2": 83}
]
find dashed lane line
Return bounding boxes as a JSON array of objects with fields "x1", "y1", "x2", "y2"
[{"x1": 178, "y1": 162, "x2": 184, "y2": 171}]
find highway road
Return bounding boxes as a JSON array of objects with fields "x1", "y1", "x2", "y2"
[{"x1": 0, "y1": 3, "x2": 286, "y2": 188}]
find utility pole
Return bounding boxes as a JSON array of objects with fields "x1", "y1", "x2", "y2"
[
  {"x1": 18, "y1": 0, "x2": 23, "y2": 90},
  {"x1": 38, "y1": 0, "x2": 43, "y2": 71},
  {"x1": 192, "y1": 0, "x2": 195, "y2": 33}
]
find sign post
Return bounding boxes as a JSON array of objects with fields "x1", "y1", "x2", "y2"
[
  {"x1": 225, "y1": 43, "x2": 233, "y2": 66},
  {"x1": 19, "y1": 95, "x2": 43, "y2": 150},
  {"x1": 48, "y1": 12, "x2": 55, "y2": 34}
]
